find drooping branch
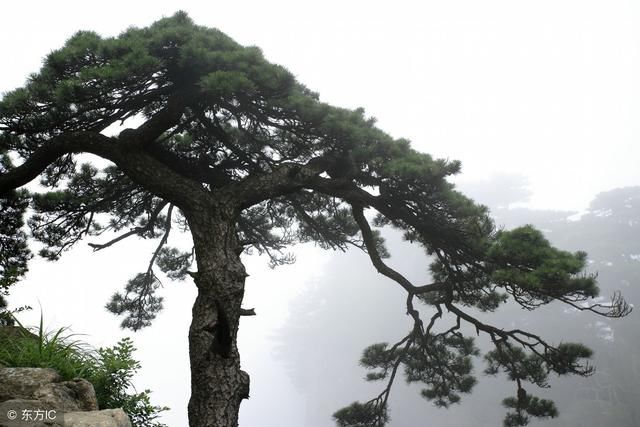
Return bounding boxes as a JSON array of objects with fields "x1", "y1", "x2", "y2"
[
  {"x1": 444, "y1": 301, "x2": 594, "y2": 376},
  {"x1": 339, "y1": 201, "x2": 608, "y2": 426},
  {"x1": 106, "y1": 204, "x2": 176, "y2": 331},
  {"x1": 558, "y1": 291, "x2": 632, "y2": 318},
  {"x1": 344, "y1": 204, "x2": 478, "y2": 422},
  {"x1": 365, "y1": 334, "x2": 415, "y2": 424},
  {"x1": 88, "y1": 201, "x2": 169, "y2": 251},
  {"x1": 308, "y1": 177, "x2": 473, "y2": 257},
  {"x1": 351, "y1": 203, "x2": 427, "y2": 332},
  {"x1": 351, "y1": 204, "x2": 445, "y2": 296}
]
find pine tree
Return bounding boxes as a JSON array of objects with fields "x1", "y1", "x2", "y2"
[
  {"x1": 0, "y1": 13, "x2": 630, "y2": 426},
  {"x1": 0, "y1": 152, "x2": 30, "y2": 325}
]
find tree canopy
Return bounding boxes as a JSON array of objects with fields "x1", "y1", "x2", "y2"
[{"x1": 0, "y1": 12, "x2": 631, "y2": 426}]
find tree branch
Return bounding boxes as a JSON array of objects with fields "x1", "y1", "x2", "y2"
[
  {"x1": 229, "y1": 156, "x2": 333, "y2": 209},
  {"x1": 239, "y1": 308, "x2": 256, "y2": 316},
  {"x1": 444, "y1": 301, "x2": 593, "y2": 376},
  {"x1": 351, "y1": 204, "x2": 446, "y2": 296},
  {"x1": 558, "y1": 291, "x2": 632, "y2": 318},
  {"x1": 88, "y1": 201, "x2": 169, "y2": 251},
  {"x1": 0, "y1": 132, "x2": 116, "y2": 196},
  {"x1": 120, "y1": 95, "x2": 186, "y2": 145},
  {"x1": 147, "y1": 204, "x2": 174, "y2": 274}
]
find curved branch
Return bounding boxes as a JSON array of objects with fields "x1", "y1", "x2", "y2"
[
  {"x1": 351, "y1": 204, "x2": 446, "y2": 296},
  {"x1": 351, "y1": 204, "x2": 449, "y2": 334},
  {"x1": 444, "y1": 301, "x2": 593, "y2": 376},
  {"x1": 0, "y1": 132, "x2": 116, "y2": 195},
  {"x1": 1, "y1": 99, "x2": 211, "y2": 211}
]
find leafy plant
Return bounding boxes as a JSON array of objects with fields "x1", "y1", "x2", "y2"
[{"x1": 90, "y1": 337, "x2": 169, "y2": 427}]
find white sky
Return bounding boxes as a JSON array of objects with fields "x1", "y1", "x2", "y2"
[{"x1": 2, "y1": 1, "x2": 639, "y2": 426}]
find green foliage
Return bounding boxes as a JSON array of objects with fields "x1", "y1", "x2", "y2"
[
  {"x1": 90, "y1": 337, "x2": 169, "y2": 427},
  {"x1": 360, "y1": 343, "x2": 394, "y2": 374},
  {"x1": 405, "y1": 335, "x2": 478, "y2": 408},
  {"x1": 485, "y1": 347, "x2": 548, "y2": 387},
  {"x1": 488, "y1": 226, "x2": 599, "y2": 307},
  {"x1": 155, "y1": 247, "x2": 193, "y2": 280},
  {"x1": 502, "y1": 393, "x2": 558, "y2": 426},
  {"x1": 0, "y1": 313, "x2": 96, "y2": 380},
  {"x1": 485, "y1": 341, "x2": 593, "y2": 387},
  {"x1": 28, "y1": 163, "x2": 156, "y2": 260},
  {"x1": 545, "y1": 343, "x2": 593, "y2": 375},
  {"x1": 0, "y1": 154, "x2": 31, "y2": 296},
  {"x1": 332, "y1": 401, "x2": 388, "y2": 427},
  {"x1": 106, "y1": 273, "x2": 164, "y2": 331},
  {"x1": 360, "y1": 334, "x2": 478, "y2": 409}
]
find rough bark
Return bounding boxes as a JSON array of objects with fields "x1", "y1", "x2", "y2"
[{"x1": 185, "y1": 203, "x2": 250, "y2": 427}]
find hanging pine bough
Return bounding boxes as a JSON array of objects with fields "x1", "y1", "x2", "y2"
[{"x1": 0, "y1": 12, "x2": 631, "y2": 427}]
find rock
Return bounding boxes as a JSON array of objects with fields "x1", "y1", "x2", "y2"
[
  {"x1": 0, "y1": 398, "x2": 60, "y2": 426},
  {"x1": 0, "y1": 368, "x2": 131, "y2": 427},
  {"x1": 34, "y1": 379, "x2": 98, "y2": 412},
  {"x1": 63, "y1": 409, "x2": 132, "y2": 427},
  {"x1": 0, "y1": 368, "x2": 61, "y2": 403},
  {"x1": 0, "y1": 403, "x2": 131, "y2": 427}
]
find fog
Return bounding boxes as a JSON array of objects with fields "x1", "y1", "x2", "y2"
[{"x1": 2, "y1": 1, "x2": 638, "y2": 426}]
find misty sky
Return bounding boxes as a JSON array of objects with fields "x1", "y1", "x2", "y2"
[{"x1": 2, "y1": 1, "x2": 639, "y2": 426}]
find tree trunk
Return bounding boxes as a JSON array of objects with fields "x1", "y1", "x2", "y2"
[{"x1": 185, "y1": 205, "x2": 250, "y2": 427}]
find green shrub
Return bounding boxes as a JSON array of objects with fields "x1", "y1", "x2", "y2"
[{"x1": 90, "y1": 337, "x2": 169, "y2": 427}]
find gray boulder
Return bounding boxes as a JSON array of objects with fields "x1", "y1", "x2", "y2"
[
  {"x1": 34, "y1": 379, "x2": 98, "y2": 412},
  {"x1": 63, "y1": 409, "x2": 132, "y2": 427},
  {"x1": 0, "y1": 368, "x2": 60, "y2": 402},
  {"x1": 0, "y1": 398, "x2": 58, "y2": 426},
  {"x1": 0, "y1": 368, "x2": 131, "y2": 427}
]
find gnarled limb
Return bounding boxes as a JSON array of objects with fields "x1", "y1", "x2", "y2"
[{"x1": 0, "y1": 132, "x2": 116, "y2": 195}]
